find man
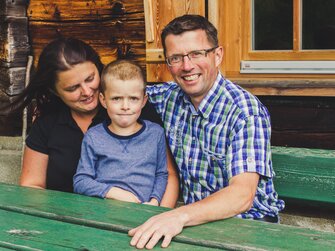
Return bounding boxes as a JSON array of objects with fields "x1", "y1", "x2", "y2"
[{"x1": 129, "y1": 14, "x2": 284, "y2": 249}]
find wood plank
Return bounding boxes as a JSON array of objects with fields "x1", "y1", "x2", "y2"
[
  {"x1": 236, "y1": 79, "x2": 335, "y2": 96},
  {"x1": 0, "y1": 183, "x2": 334, "y2": 250},
  {"x1": 0, "y1": 0, "x2": 27, "y2": 17},
  {"x1": 28, "y1": 18, "x2": 145, "y2": 68},
  {"x1": 272, "y1": 131, "x2": 335, "y2": 150},
  {"x1": 28, "y1": 0, "x2": 144, "y2": 21},
  {"x1": 0, "y1": 209, "x2": 210, "y2": 251},
  {"x1": 28, "y1": 0, "x2": 146, "y2": 70},
  {"x1": 0, "y1": 67, "x2": 26, "y2": 96},
  {"x1": 0, "y1": 16, "x2": 29, "y2": 66},
  {"x1": 272, "y1": 146, "x2": 335, "y2": 204}
]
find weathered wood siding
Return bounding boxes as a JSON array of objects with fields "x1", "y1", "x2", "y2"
[
  {"x1": 0, "y1": 0, "x2": 29, "y2": 135},
  {"x1": 28, "y1": 0, "x2": 146, "y2": 68},
  {"x1": 260, "y1": 96, "x2": 335, "y2": 150},
  {"x1": 0, "y1": 0, "x2": 29, "y2": 100}
]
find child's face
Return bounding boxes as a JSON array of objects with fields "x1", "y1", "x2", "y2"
[{"x1": 99, "y1": 77, "x2": 147, "y2": 131}]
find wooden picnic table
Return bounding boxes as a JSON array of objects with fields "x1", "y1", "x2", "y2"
[{"x1": 0, "y1": 182, "x2": 334, "y2": 250}]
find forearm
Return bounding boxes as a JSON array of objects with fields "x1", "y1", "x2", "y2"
[
  {"x1": 160, "y1": 147, "x2": 179, "y2": 208},
  {"x1": 176, "y1": 173, "x2": 259, "y2": 227},
  {"x1": 73, "y1": 176, "x2": 110, "y2": 198},
  {"x1": 106, "y1": 187, "x2": 140, "y2": 203},
  {"x1": 160, "y1": 173, "x2": 179, "y2": 208}
]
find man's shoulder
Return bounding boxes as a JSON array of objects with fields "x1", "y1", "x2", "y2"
[
  {"x1": 223, "y1": 79, "x2": 266, "y2": 117},
  {"x1": 146, "y1": 82, "x2": 180, "y2": 94}
]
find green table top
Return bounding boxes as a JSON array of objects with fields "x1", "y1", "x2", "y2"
[{"x1": 0, "y1": 183, "x2": 334, "y2": 250}]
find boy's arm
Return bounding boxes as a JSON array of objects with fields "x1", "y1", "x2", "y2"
[{"x1": 73, "y1": 135, "x2": 112, "y2": 198}]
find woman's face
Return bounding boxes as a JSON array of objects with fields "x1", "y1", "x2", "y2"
[{"x1": 55, "y1": 61, "x2": 100, "y2": 116}]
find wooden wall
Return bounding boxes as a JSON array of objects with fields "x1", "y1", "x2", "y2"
[
  {"x1": 0, "y1": 0, "x2": 30, "y2": 135},
  {"x1": 28, "y1": 0, "x2": 146, "y2": 68}
]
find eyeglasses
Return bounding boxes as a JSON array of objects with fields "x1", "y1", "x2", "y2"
[{"x1": 165, "y1": 46, "x2": 218, "y2": 66}]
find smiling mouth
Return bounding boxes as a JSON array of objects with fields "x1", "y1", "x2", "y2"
[
  {"x1": 183, "y1": 74, "x2": 200, "y2": 81},
  {"x1": 80, "y1": 95, "x2": 94, "y2": 103}
]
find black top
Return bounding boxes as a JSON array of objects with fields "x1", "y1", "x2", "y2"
[{"x1": 25, "y1": 102, "x2": 162, "y2": 193}]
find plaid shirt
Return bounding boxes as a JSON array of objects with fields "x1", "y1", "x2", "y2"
[{"x1": 147, "y1": 73, "x2": 284, "y2": 219}]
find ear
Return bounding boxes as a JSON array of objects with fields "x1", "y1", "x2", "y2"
[
  {"x1": 142, "y1": 94, "x2": 148, "y2": 108},
  {"x1": 214, "y1": 46, "x2": 224, "y2": 68},
  {"x1": 99, "y1": 92, "x2": 107, "y2": 109}
]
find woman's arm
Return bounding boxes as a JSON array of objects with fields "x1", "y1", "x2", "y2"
[
  {"x1": 20, "y1": 146, "x2": 49, "y2": 189},
  {"x1": 160, "y1": 148, "x2": 179, "y2": 208}
]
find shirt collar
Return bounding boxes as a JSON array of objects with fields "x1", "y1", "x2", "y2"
[{"x1": 198, "y1": 72, "x2": 225, "y2": 118}]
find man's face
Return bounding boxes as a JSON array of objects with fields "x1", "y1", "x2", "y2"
[{"x1": 164, "y1": 29, "x2": 223, "y2": 107}]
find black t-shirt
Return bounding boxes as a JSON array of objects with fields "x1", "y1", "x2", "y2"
[{"x1": 25, "y1": 102, "x2": 162, "y2": 193}]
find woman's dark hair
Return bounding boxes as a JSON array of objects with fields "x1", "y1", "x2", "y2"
[
  {"x1": 1, "y1": 37, "x2": 104, "y2": 117},
  {"x1": 161, "y1": 14, "x2": 218, "y2": 56}
]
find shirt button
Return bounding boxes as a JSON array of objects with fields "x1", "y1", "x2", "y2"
[
  {"x1": 201, "y1": 192, "x2": 206, "y2": 197},
  {"x1": 247, "y1": 157, "x2": 254, "y2": 163},
  {"x1": 189, "y1": 157, "x2": 192, "y2": 162}
]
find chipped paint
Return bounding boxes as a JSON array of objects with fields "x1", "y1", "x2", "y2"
[{"x1": 7, "y1": 229, "x2": 43, "y2": 236}]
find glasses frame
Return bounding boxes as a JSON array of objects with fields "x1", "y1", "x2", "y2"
[{"x1": 165, "y1": 46, "x2": 219, "y2": 66}]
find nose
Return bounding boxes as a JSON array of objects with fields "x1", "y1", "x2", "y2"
[
  {"x1": 81, "y1": 84, "x2": 91, "y2": 96},
  {"x1": 121, "y1": 99, "x2": 130, "y2": 110},
  {"x1": 181, "y1": 55, "x2": 194, "y2": 71}
]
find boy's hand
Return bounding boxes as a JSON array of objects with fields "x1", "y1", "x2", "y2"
[
  {"x1": 143, "y1": 198, "x2": 159, "y2": 206},
  {"x1": 105, "y1": 187, "x2": 140, "y2": 203}
]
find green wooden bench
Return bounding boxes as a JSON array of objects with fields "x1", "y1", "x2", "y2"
[
  {"x1": 0, "y1": 183, "x2": 334, "y2": 250},
  {"x1": 272, "y1": 146, "x2": 335, "y2": 207}
]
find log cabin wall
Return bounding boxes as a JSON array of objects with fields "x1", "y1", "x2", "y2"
[
  {"x1": 0, "y1": 0, "x2": 30, "y2": 135},
  {"x1": 0, "y1": 0, "x2": 334, "y2": 150},
  {"x1": 27, "y1": 0, "x2": 146, "y2": 68}
]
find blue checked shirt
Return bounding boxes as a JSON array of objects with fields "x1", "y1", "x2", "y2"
[{"x1": 147, "y1": 73, "x2": 284, "y2": 219}]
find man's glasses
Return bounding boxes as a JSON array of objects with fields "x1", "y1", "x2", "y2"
[{"x1": 165, "y1": 46, "x2": 218, "y2": 67}]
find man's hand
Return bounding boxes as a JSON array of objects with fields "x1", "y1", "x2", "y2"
[
  {"x1": 105, "y1": 187, "x2": 140, "y2": 203},
  {"x1": 128, "y1": 209, "x2": 188, "y2": 249}
]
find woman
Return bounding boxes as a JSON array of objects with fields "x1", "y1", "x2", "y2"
[{"x1": 3, "y1": 37, "x2": 178, "y2": 207}]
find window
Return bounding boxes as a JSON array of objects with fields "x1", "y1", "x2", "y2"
[{"x1": 242, "y1": 0, "x2": 335, "y2": 64}]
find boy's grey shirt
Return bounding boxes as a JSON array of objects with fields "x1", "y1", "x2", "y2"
[{"x1": 73, "y1": 119, "x2": 168, "y2": 203}]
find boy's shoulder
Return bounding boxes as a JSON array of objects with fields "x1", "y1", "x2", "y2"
[
  {"x1": 85, "y1": 122, "x2": 105, "y2": 137},
  {"x1": 143, "y1": 120, "x2": 164, "y2": 133}
]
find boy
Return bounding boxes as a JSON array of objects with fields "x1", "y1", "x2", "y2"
[{"x1": 73, "y1": 60, "x2": 168, "y2": 206}]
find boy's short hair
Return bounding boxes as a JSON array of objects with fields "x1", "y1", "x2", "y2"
[{"x1": 100, "y1": 60, "x2": 146, "y2": 93}]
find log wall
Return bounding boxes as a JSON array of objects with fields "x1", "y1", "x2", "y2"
[
  {"x1": 0, "y1": 0, "x2": 30, "y2": 135},
  {"x1": 27, "y1": 0, "x2": 146, "y2": 67}
]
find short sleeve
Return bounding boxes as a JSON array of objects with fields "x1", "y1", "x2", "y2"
[
  {"x1": 226, "y1": 115, "x2": 273, "y2": 180},
  {"x1": 25, "y1": 116, "x2": 53, "y2": 154}
]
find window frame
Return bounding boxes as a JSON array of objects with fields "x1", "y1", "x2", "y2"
[{"x1": 243, "y1": 0, "x2": 335, "y2": 61}]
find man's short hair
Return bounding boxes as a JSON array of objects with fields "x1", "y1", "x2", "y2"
[{"x1": 161, "y1": 14, "x2": 218, "y2": 56}]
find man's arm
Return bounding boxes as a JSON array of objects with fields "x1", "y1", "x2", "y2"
[
  {"x1": 160, "y1": 148, "x2": 179, "y2": 208},
  {"x1": 128, "y1": 172, "x2": 259, "y2": 249}
]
